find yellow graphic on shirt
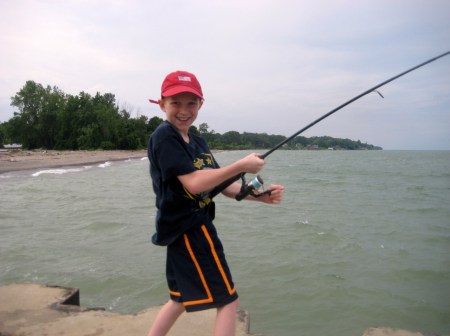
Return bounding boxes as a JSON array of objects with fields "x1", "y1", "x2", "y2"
[
  {"x1": 193, "y1": 158, "x2": 205, "y2": 169},
  {"x1": 193, "y1": 154, "x2": 213, "y2": 170},
  {"x1": 204, "y1": 154, "x2": 213, "y2": 166},
  {"x1": 184, "y1": 153, "x2": 215, "y2": 208}
]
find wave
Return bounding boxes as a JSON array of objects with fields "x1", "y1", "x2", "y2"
[
  {"x1": 98, "y1": 161, "x2": 112, "y2": 168},
  {"x1": 30, "y1": 160, "x2": 121, "y2": 176},
  {"x1": 32, "y1": 166, "x2": 93, "y2": 177}
]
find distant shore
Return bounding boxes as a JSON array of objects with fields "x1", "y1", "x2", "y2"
[{"x1": 0, "y1": 149, "x2": 147, "y2": 174}]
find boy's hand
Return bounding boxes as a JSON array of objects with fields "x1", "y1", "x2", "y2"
[
  {"x1": 239, "y1": 153, "x2": 265, "y2": 174},
  {"x1": 257, "y1": 184, "x2": 284, "y2": 204}
]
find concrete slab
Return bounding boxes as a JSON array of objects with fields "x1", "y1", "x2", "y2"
[{"x1": 0, "y1": 283, "x2": 253, "y2": 336}]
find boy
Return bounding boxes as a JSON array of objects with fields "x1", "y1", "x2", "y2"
[{"x1": 147, "y1": 70, "x2": 284, "y2": 336}]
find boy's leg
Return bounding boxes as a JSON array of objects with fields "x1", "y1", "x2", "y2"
[
  {"x1": 214, "y1": 299, "x2": 239, "y2": 336},
  {"x1": 147, "y1": 299, "x2": 185, "y2": 336}
]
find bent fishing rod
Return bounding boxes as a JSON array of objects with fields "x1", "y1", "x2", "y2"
[{"x1": 207, "y1": 50, "x2": 450, "y2": 201}]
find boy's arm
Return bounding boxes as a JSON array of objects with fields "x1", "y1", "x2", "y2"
[{"x1": 177, "y1": 153, "x2": 264, "y2": 195}]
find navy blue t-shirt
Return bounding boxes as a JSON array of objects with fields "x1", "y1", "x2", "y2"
[{"x1": 148, "y1": 121, "x2": 219, "y2": 246}]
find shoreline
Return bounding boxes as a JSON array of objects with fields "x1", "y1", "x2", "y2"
[{"x1": 0, "y1": 149, "x2": 147, "y2": 174}]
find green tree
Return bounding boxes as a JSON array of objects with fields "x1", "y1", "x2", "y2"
[
  {"x1": 189, "y1": 125, "x2": 200, "y2": 136},
  {"x1": 221, "y1": 131, "x2": 241, "y2": 146},
  {"x1": 92, "y1": 92, "x2": 121, "y2": 148},
  {"x1": 1, "y1": 115, "x2": 22, "y2": 145},
  {"x1": 198, "y1": 122, "x2": 209, "y2": 135},
  {"x1": 0, "y1": 122, "x2": 6, "y2": 145},
  {"x1": 9, "y1": 81, "x2": 67, "y2": 149},
  {"x1": 148, "y1": 116, "x2": 163, "y2": 133},
  {"x1": 39, "y1": 86, "x2": 66, "y2": 149},
  {"x1": 55, "y1": 92, "x2": 93, "y2": 149},
  {"x1": 10, "y1": 81, "x2": 47, "y2": 148},
  {"x1": 4, "y1": 80, "x2": 382, "y2": 151}
]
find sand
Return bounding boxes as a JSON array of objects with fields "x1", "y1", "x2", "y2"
[{"x1": 0, "y1": 149, "x2": 147, "y2": 174}]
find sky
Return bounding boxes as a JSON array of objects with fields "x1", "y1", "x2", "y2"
[{"x1": 0, "y1": 0, "x2": 449, "y2": 150}]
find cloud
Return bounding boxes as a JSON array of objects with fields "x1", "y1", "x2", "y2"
[{"x1": 1, "y1": 0, "x2": 449, "y2": 149}]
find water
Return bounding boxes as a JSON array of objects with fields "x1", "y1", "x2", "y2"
[{"x1": 1, "y1": 151, "x2": 449, "y2": 336}]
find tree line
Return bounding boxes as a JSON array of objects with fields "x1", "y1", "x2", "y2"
[{"x1": 0, "y1": 81, "x2": 382, "y2": 151}]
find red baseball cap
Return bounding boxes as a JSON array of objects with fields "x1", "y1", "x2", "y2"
[{"x1": 149, "y1": 70, "x2": 203, "y2": 104}]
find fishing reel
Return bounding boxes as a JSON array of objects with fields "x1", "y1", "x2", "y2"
[{"x1": 235, "y1": 174, "x2": 272, "y2": 201}]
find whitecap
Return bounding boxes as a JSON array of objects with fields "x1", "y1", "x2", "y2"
[
  {"x1": 98, "y1": 161, "x2": 112, "y2": 168},
  {"x1": 32, "y1": 168, "x2": 85, "y2": 177}
]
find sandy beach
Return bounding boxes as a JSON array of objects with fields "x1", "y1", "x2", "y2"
[{"x1": 0, "y1": 149, "x2": 147, "y2": 174}]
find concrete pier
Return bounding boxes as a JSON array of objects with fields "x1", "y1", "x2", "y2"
[{"x1": 0, "y1": 283, "x2": 253, "y2": 336}]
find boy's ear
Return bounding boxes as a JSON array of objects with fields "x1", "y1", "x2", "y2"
[{"x1": 159, "y1": 99, "x2": 166, "y2": 111}]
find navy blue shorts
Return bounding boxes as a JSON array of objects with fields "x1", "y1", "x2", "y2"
[{"x1": 166, "y1": 222, "x2": 238, "y2": 312}]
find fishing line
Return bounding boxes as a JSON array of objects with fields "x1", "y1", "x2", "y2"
[{"x1": 208, "y1": 50, "x2": 450, "y2": 200}]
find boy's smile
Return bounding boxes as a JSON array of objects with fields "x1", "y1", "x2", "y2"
[{"x1": 161, "y1": 92, "x2": 203, "y2": 139}]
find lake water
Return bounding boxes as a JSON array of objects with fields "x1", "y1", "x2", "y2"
[{"x1": 0, "y1": 150, "x2": 449, "y2": 336}]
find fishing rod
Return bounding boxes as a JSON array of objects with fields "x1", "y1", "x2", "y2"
[{"x1": 208, "y1": 50, "x2": 450, "y2": 200}]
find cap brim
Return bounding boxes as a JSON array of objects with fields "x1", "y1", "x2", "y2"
[{"x1": 162, "y1": 86, "x2": 203, "y2": 99}]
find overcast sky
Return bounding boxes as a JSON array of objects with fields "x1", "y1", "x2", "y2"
[{"x1": 1, "y1": 0, "x2": 449, "y2": 150}]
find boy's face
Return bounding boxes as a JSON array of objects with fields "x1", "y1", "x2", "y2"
[{"x1": 160, "y1": 92, "x2": 203, "y2": 135}]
